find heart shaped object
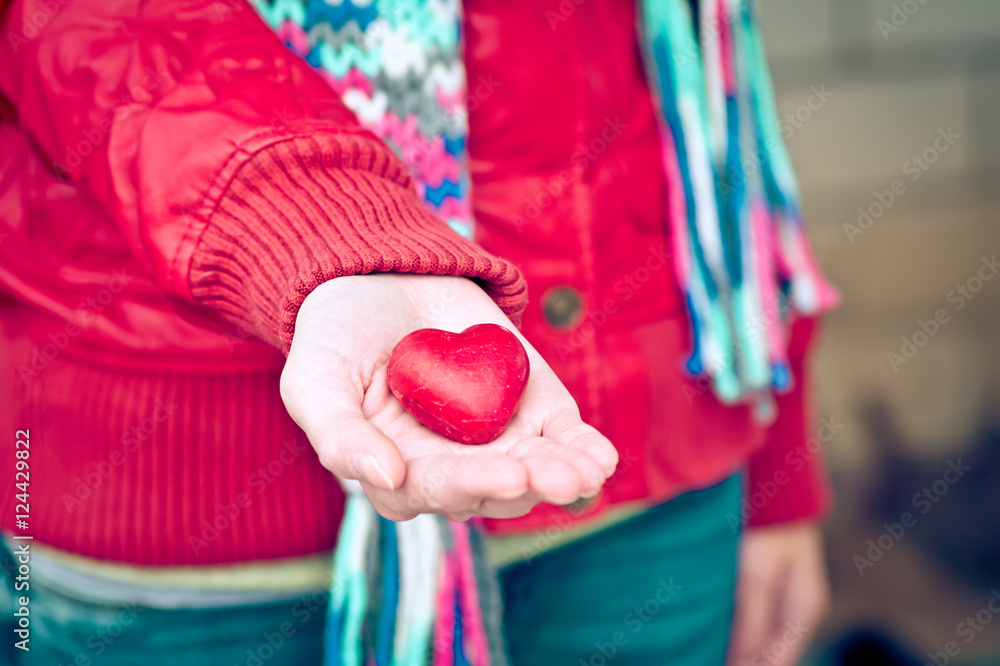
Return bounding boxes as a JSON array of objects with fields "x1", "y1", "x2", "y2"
[{"x1": 386, "y1": 323, "x2": 530, "y2": 444}]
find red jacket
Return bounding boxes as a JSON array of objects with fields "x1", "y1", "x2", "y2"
[{"x1": 0, "y1": 0, "x2": 828, "y2": 565}]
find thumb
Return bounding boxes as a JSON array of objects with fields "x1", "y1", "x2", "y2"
[
  {"x1": 309, "y1": 407, "x2": 407, "y2": 492},
  {"x1": 284, "y1": 375, "x2": 406, "y2": 491}
]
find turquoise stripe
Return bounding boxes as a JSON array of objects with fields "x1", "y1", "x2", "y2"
[
  {"x1": 324, "y1": 497, "x2": 362, "y2": 664},
  {"x1": 375, "y1": 517, "x2": 399, "y2": 666},
  {"x1": 304, "y1": 0, "x2": 378, "y2": 32}
]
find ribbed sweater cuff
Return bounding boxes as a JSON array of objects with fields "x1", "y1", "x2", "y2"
[
  {"x1": 189, "y1": 135, "x2": 527, "y2": 352},
  {"x1": 746, "y1": 317, "x2": 833, "y2": 527}
]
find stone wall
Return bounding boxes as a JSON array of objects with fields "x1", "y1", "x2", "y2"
[{"x1": 759, "y1": 0, "x2": 1000, "y2": 473}]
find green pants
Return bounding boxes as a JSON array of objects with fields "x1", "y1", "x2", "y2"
[
  {"x1": 0, "y1": 565, "x2": 327, "y2": 666},
  {"x1": 500, "y1": 474, "x2": 741, "y2": 666},
  {"x1": 1, "y1": 475, "x2": 739, "y2": 665}
]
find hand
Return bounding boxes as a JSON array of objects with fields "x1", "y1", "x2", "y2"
[
  {"x1": 280, "y1": 273, "x2": 619, "y2": 522},
  {"x1": 727, "y1": 523, "x2": 830, "y2": 666}
]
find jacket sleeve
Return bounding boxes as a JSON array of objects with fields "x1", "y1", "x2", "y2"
[
  {"x1": 0, "y1": 0, "x2": 526, "y2": 350},
  {"x1": 745, "y1": 316, "x2": 834, "y2": 527}
]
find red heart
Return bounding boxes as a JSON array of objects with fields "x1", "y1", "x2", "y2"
[{"x1": 386, "y1": 323, "x2": 530, "y2": 444}]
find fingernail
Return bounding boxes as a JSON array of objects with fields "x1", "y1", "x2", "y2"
[
  {"x1": 355, "y1": 453, "x2": 395, "y2": 491},
  {"x1": 493, "y1": 486, "x2": 526, "y2": 500},
  {"x1": 581, "y1": 488, "x2": 600, "y2": 499},
  {"x1": 545, "y1": 495, "x2": 578, "y2": 506}
]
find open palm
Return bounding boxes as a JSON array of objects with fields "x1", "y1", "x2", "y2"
[{"x1": 280, "y1": 273, "x2": 619, "y2": 522}]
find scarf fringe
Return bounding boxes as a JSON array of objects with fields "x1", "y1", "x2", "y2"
[
  {"x1": 325, "y1": 495, "x2": 507, "y2": 666},
  {"x1": 641, "y1": 0, "x2": 839, "y2": 412}
]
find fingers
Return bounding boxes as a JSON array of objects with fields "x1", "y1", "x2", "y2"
[
  {"x1": 362, "y1": 451, "x2": 531, "y2": 522},
  {"x1": 519, "y1": 455, "x2": 585, "y2": 504},
  {"x1": 543, "y1": 413, "x2": 620, "y2": 478},
  {"x1": 282, "y1": 356, "x2": 407, "y2": 491},
  {"x1": 515, "y1": 435, "x2": 603, "y2": 493},
  {"x1": 475, "y1": 495, "x2": 540, "y2": 520},
  {"x1": 727, "y1": 525, "x2": 829, "y2": 666},
  {"x1": 281, "y1": 332, "x2": 409, "y2": 491},
  {"x1": 308, "y1": 409, "x2": 408, "y2": 491},
  {"x1": 727, "y1": 562, "x2": 780, "y2": 666},
  {"x1": 505, "y1": 411, "x2": 619, "y2": 503},
  {"x1": 774, "y1": 534, "x2": 829, "y2": 666}
]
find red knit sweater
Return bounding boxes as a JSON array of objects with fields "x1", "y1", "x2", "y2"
[{"x1": 0, "y1": 0, "x2": 829, "y2": 565}]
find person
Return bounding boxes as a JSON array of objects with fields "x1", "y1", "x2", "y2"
[{"x1": 0, "y1": 0, "x2": 837, "y2": 664}]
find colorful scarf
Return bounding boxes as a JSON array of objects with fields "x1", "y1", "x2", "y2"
[
  {"x1": 641, "y1": 0, "x2": 838, "y2": 415},
  {"x1": 324, "y1": 483, "x2": 505, "y2": 666},
  {"x1": 251, "y1": 0, "x2": 839, "y2": 663}
]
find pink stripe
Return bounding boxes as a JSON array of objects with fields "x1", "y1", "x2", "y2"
[
  {"x1": 432, "y1": 553, "x2": 458, "y2": 666},
  {"x1": 787, "y1": 227, "x2": 842, "y2": 312},
  {"x1": 421, "y1": 150, "x2": 461, "y2": 187},
  {"x1": 717, "y1": 0, "x2": 737, "y2": 94},
  {"x1": 451, "y1": 522, "x2": 490, "y2": 666},
  {"x1": 370, "y1": 113, "x2": 462, "y2": 186},
  {"x1": 773, "y1": 219, "x2": 794, "y2": 278},
  {"x1": 436, "y1": 87, "x2": 465, "y2": 113},
  {"x1": 398, "y1": 137, "x2": 461, "y2": 186},
  {"x1": 429, "y1": 196, "x2": 472, "y2": 223},
  {"x1": 771, "y1": 213, "x2": 841, "y2": 313},
  {"x1": 752, "y1": 201, "x2": 786, "y2": 362},
  {"x1": 276, "y1": 20, "x2": 311, "y2": 57}
]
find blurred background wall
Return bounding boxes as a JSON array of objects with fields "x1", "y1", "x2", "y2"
[{"x1": 757, "y1": 1, "x2": 1000, "y2": 663}]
